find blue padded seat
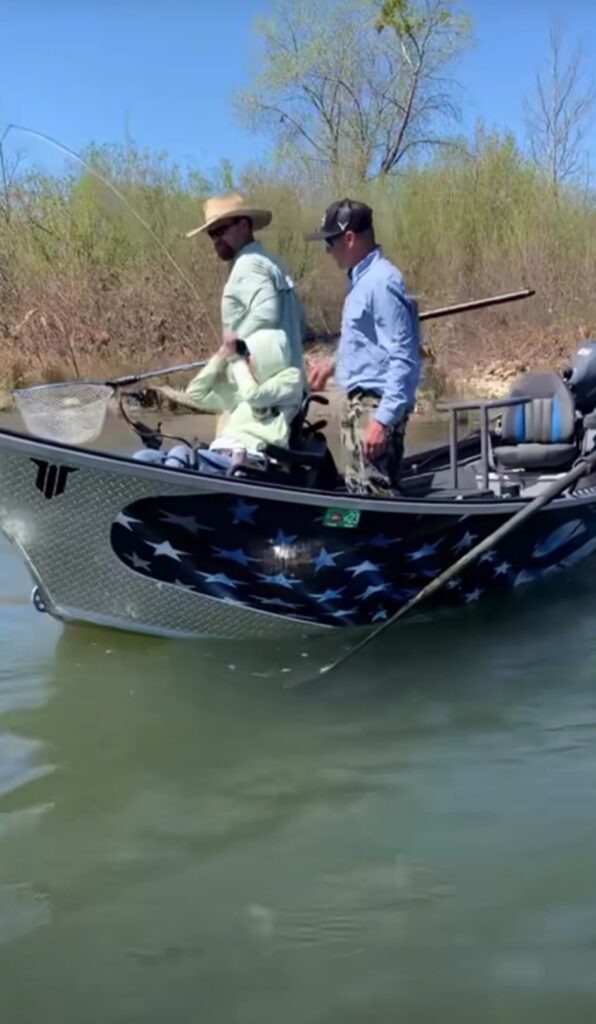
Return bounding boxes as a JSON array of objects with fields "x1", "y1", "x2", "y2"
[{"x1": 492, "y1": 372, "x2": 577, "y2": 470}]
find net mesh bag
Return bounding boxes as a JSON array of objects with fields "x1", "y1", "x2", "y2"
[{"x1": 12, "y1": 382, "x2": 113, "y2": 444}]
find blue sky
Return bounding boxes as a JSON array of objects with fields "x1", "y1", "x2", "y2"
[{"x1": 2, "y1": 0, "x2": 596, "y2": 176}]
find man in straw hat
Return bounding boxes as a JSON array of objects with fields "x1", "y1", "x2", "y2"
[
  {"x1": 134, "y1": 193, "x2": 306, "y2": 473},
  {"x1": 187, "y1": 192, "x2": 306, "y2": 378},
  {"x1": 306, "y1": 198, "x2": 420, "y2": 496}
]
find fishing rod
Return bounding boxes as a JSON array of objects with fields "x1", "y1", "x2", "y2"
[
  {"x1": 0, "y1": 123, "x2": 220, "y2": 342},
  {"x1": 1, "y1": 124, "x2": 535, "y2": 346},
  {"x1": 304, "y1": 287, "x2": 535, "y2": 343}
]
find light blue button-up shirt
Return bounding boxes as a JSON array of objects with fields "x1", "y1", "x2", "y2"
[{"x1": 335, "y1": 247, "x2": 421, "y2": 427}]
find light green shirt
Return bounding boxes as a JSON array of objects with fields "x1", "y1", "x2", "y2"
[
  {"x1": 160, "y1": 240, "x2": 306, "y2": 451},
  {"x1": 161, "y1": 329, "x2": 303, "y2": 452},
  {"x1": 222, "y1": 241, "x2": 306, "y2": 379}
]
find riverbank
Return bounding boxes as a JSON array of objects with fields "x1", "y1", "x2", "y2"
[
  {"x1": 0, "y1": 290, "x2": 580, "y2": 416},
  {"x1": 0, "y1": 353, "x2": 555, "y2": 421}
]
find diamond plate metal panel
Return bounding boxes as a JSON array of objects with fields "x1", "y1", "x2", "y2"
[{"x1": 0, "y1": 446, "x2": 324, "y2": 640}]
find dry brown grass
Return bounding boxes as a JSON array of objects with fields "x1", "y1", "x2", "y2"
[
  {"x1": 0, "y1": 255, "x2": 224, "y2": 393},
  {"x1": 0, "y1": 255, "x2": 591, "y2": 407},
  {"x1": 3, "y1": 134, "x2": 596, "y2": 406}
]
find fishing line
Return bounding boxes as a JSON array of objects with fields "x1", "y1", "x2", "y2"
[{"x1": 0, "y1": 122, "x2": 219, "y2": 341}]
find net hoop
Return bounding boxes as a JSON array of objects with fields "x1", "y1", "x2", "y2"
[{"x1": 12, "y1": 381, "x2": 113, "y2": 444}]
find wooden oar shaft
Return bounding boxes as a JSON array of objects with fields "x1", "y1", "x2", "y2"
[
  {"x1": 321, "y1": 447, "x2": 596, "y2": 675},
  {"x1": 305, "y1": 287, "x2": 535, "y2": 343},
  {"x1": 420, "y1": 287, "x2": 535, "y2": 322}
]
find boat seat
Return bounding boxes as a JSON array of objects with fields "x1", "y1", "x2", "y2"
[
  {"x1": 230, "y1": 393, "x2": 339, "y2": 489},
  {"x1": 492, "y1": 372, "x2": 578, "y2": 471},
  {"x1": 265, "y1": 407, "x2": 338, "y2": 487},
  {"x1": 289, "y1": 392, "x2": 329, "y2": 445},
  {"x1": 281, "y1": 391, "x2": 338, "y2": 488}
]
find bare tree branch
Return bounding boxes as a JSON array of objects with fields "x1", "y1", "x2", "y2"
[
  {"x1": 235, "y1": 0, "x2": 471, "y2": 182},
  {"x1": 525, "y1": 20, "x2": 595, "y2": 194}
]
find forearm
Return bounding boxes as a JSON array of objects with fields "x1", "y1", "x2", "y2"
[
  {"x1": 161, "y1": 353, "x2": 228, "y2": 413},
  {"x1": 375, "y1": 346, "x2": 419, "y2": 426},
  {"x1": 230, "y1": 359, "x2": 301, "y2": 408},
  {"x1": 374, "y1": 283, "x2": 420, "y2": 426}
]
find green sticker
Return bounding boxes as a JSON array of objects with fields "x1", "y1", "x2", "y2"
[{"x1": 323, "y1": 508, "x2": 361, "y2": 529}]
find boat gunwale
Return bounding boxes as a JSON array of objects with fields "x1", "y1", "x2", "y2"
[{"x1": 0, "y1": 424, "x2": 595, "y2": 518}]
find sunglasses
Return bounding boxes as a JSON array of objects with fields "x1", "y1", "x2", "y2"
[
  {"x1": 325, "y1": 233, "x2": 344, "y2": 251},
  {"x1": 207, "y1": 218, "x2": 240, "y2": 240}
]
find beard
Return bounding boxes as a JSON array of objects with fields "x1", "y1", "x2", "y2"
[{"x1": 215, "y1": 240, "x2": 235, "y2": 262}]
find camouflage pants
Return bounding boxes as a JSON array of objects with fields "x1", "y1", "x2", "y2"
[{"x1": 340, "y1": 394, "x2": 407, "y2": 497}]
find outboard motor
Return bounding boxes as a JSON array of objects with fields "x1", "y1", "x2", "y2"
[
  {"x1": 564, "y1": 341, "x2": 596, "y2": 454},
  {"x1": 564, "y1": 341, "x2": 596, "y2": 414}
]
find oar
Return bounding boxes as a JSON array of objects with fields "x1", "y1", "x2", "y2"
[
  {"x1": 305, "y1": 287, "x2": 535, "y2": 343},
  {"x1": 320, "y1": 447, "x2": 596, "y2": 675},
  {"x1": 419, "y1": 287, "x2": 535, "y2": 322}
]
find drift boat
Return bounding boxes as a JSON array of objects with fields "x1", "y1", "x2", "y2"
[{"x1": 0, "y1": 341, "x2": 596, "y2": 640}]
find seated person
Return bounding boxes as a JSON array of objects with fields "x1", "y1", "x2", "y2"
[{"x1": 133, "y1": 329, "x2": 303, "y2": 474}]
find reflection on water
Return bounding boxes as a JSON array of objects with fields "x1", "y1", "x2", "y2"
[
  {"x1": 2, "y1": 391, "x2": 455, "y2": 461},
  {"x1": 1, "y1": 417, "x2": 596, "y2": 1019}
]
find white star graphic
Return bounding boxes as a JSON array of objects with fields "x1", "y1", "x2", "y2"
[
  {"x1": 147, "y1": 540, "x2": 188, "y2": 561},
  {"x1": 494, "y1": 561, "x2": 511, "y2": 577},
  {"x1": 464, "y1": 587, "x2": 483, "y2": 603},
  {"x1": 331, "y1": 608, "x2": 358, "y2": 618},
  {"x1": 231, "y1": 499, "x2": 258, "y2": 525},
  {"x1": 312, "y1": 547, "x2": 338, "y2": 572},
  {"x1": 356, "y1": 583, "x2": 389, "y2": 600},
  {"x1": 311, "y1": 587, "x2": 345, "y2": 603},
  {"x1": 257, "y1": 572, "x2": 298, "y2": 589},
  {"x1": 407, "y1": 542, "x2": 439, "y2": 561},
  {"x1": 212, "y1": 546, "x2": 258, "y2": 567},
  {"x1": 115, "y1": 512, "x2": 141, "y2": 531},
  {"x1": 367, "y1": 534, "x2": 401, "y2": 549},
  {"x1": 159, "y1": 510, "x2": 212, "y2": 532},
  {"x1": 453, "y1": 531, "x2": 478, "y2": 553},
  {"x1": 346, "y1": 560, "x2": 381, "y2": 577},
  {"x1": 197, "y1": 571, "x2": 242, "y2": 588},
  {"x1": 123, "y1": 551, "x2": 151, "y2": 571}
]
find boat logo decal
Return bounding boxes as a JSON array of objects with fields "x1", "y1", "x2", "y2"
[{"x1": 30, "y1": 459, "x2": 78, "y2": 500}]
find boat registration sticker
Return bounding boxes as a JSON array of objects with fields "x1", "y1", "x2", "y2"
[{"x1": 323, "y1": 508, "x2": 361, "y2": 528}]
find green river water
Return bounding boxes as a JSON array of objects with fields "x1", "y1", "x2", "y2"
[{"x1": 0, "y1": 416, "x2": 595, "y2": 1022}]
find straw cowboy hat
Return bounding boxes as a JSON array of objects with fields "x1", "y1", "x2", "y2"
[{"x1": 186, "y1": 192, "x2": 272, "y2": 238}]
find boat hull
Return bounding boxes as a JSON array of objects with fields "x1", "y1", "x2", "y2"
[{"x1": 0, "y1": 429, "x2": 596, "y2": 640}]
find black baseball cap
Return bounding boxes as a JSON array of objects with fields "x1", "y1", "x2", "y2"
[{"x1": 305, "y1": 198, "x2": 373, "y2": 241}]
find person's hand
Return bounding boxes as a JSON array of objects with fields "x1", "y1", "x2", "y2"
[
  {"x1": 362, "y1": 420, "x2": 388, "y2": 461},
  {"x1": 219, "y1": 330, "x2": 239, "y2": 359},
  {"x1": 136, "y1": 387, "x2": 164, "y2": 409},
  {"x1": 308, "y1": 358, "x2": 334, "y2": 391}
]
